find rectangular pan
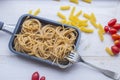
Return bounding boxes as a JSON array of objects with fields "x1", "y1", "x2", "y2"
[{"x1": 8, "y1": 14, "x2": 81, "y2": 68}]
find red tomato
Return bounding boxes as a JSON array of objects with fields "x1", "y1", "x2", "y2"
[
  {"x1": 40, "y1": 76, "x2": 46, "y2": 80},
  {"x1": 108, "y1": 18, "x2": 117, "y2": 27},
  {"x1": 109, "y1": 28, "x2": 117, "y2": 34},
  {"x1": 112, "y1": 34, "x2": 120, "y2": 40},
  {"x1": 114, "y1": 40, "x2": 120, "y2": 48},
  {"x1": 111, "y1": 45, "x2": 120, "y2": 55},
  {"x1": 112, "y1": 23, "x2": 120, "y2": 30},
  {"x1": 104, "y1": 26, "x2": 109, "y2": 33},
  {"x1": 32, "y1": 72, "x2": 39, "y2": 80}
]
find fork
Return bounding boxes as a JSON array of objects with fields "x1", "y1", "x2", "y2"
[{"x1": 66, "y1": 51, "x2": 120, "y2": 80}]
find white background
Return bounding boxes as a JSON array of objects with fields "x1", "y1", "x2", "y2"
[{"x1": 0, "y1": 0, "x2": 120, "y2": 80}]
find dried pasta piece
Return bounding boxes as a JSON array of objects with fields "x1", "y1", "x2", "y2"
[
  {"x1": 69, "y1": 0, "x2": 79, "y2": 4},
  {"x1": 28, "y1": 10, "x2": 33, "y2": 14},
  {"x1": 59, "y1": 19, "x2": 67, "y2": 23},
  {"x1": 59, "y1": 19, "x2": 71, "y2": 25},
  {"x1": 105, "y1": 47, "x2": 114, "y2": 56},
  {"x1": 98, "y1": 24, "x2": 105, "y2": 34},
  {"x1": 80, "y1": 27, "x2": 94, "y2": 33},
  {"x1": 90, "y1": 20, "x2": 98, "y2": 28},
  {"x1": 66, "y1": 21, "x2": 72, "y2": 25},
  {"x1": 98, "y1": 29, "x2": 104, "y2": 41},
  {"x1": 69, "y1": 7, "x2": 76, "y2": 18},
  {"x1": 83, "y1": 13, "x2": 90, "y2": 19},
  {"x1": 69, "y1": 16, "x2": 88, "y2": 27},
  {"x1": 91, "y1": 13, "x2": 96, "y2": 22},
  {"x1": 57, "y1": 12, "x2": 66, "y2": 19},
  {"x1": 60, "y1": 6, "x2": 70, "y2": 10},
  {"x1": 82, "y1": 0, "x2": 92, "y2": 3},
  {"x1": 33, "y1": 8, "x2": 40, "y2": 16},
  {"x1": 75, "y1": 10, "x2": 82, "y2": 17}
]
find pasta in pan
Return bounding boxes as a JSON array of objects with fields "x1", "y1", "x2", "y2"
[{"x1": 14, "y1": 18, "x2": 77, "y2": 63}]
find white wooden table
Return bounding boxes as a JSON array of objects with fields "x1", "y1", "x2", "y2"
[{"x1": 0, "y1": 0, "x2": 120, "y2": 80}]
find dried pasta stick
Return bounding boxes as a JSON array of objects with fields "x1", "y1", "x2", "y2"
[
  {"x1": 28, "y1": 10, "x2": 33, "y2": 14},
  {"x1": 105, "y1": 47, "x2": 114, "y2": 56},
  {"x1": 71, "y1": 21, "x2": 78, "y2": 26},
  {"x1": 98, "y1": 29, "x2": 104, "y2": 41},
  {"x1": 59, "y1": 19, "x2": 71, "y2": 25},
  {"x1": 78, "y1": 22, "x2": 88, "y2": 27},
  {"x1": 59, "y1": 19, "x2": 66, "y2": 23},
  {"x1": 90, "y1": 20, "x2": 98, "y2": 28},
  {"x1": 33, "y1": 8, "x2": 40, "y2": 16},
  {"x1": 57, "y1": 12, "x2": 66, "y2": 19},
  {"x1": 69, "y1": 7, "x2": 76, "y2": 18},
  {"x1": 82, "y1": 0, "x2": 92, "y2": 3},
  {"x1": 69, "y1": 0, "x2": 79, "y2": 4},
  {"x1": 75, "y1": 10, "x2": 82, "y2": 17},
  {"x1": 78, "y1": 19, "x2": 88, "y2": 27},
  {"x1": 98, "y1": 24, "x2": 105, "y2": 34},
  {"x1": 66, "y1": 21, "x2": 72, "y2": 25},
  {"x1": 80, "y1": 27, "x2": 94, "y2": 33},
  {"x1": 69, "y1": 16, "x2": 88, "y2": 27},
  {"x1": 60, "y1": 6, "x2": 70, "y2": 10},
  {"x1": 83, "y1": 13, "x2": 90, "y2": 19},
  {"x1": 91, "y1": 13, "x2": 96, "y2": 22}
]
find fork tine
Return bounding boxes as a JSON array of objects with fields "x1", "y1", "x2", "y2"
[
  {"x1": 69, "y1": 54, "x2": 74, "y2": 57},
  {"x1": 68, "y1": 55, "x2": 73, "y2": 59}
]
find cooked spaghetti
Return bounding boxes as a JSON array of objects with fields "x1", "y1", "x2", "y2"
[{"x1": 14, "y1": 18, "x2": 77, "y2": 63}]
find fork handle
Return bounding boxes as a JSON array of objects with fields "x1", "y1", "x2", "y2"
[
  {"x1": 0, "y1": 21, "x2": 4, "y2": 30},
  {"x1": 82, "y1": 61, "x2": 120, "y2": 80}
]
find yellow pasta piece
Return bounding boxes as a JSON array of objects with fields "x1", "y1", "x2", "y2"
[
  {"x1": 69, "y1": 0, "x2": 79, "y2": 4},
  {"x1": 98, "y1": 24, "x2": 105, "y2": 34},
  {"x1": 59, "y1": 19, "x2": 67, "y2": 23},
  {"x1": 75, "y1": 10, "x2": 82, "y2": 17},
  {"x1": 59, "y1": 19, "x2": 71, "y2": 25},
  {"x1": 98, "y1": 29, "x2": 104, "y2": 41},
  {"x1": 90, "y1": 20, "x2": 98, "y2": 28},
  {"x1": 105, "y1": 47, "x2": 114, "y2": 56},
  {"x1": 33, "y1": 8, "x2": 40, "y2": 16},
  {"x1": 57, "y1": 12, "x2": 66, "y2": 19},
  {"x1": 83, "y1": 13, "x2": 90, "y2": 19},
  {"x1": 71, "y1": 21, "x2": 78, "y2": 27},
  {"x1": 28, "y1": 10, "x2": 33, "y2": 14},
  {"x1": 80, "y1": 27, "x2": 94, "y2": 33},
  {"x1": 78, "y1": 22, "x2": 88, "y2": 27},
  {"x1": 91, "y1": 13, "x2": 96, "y2": 22},
  {"x1": 66, "y1": 21, "x2": 72, "y2": 25},
  {"x1": 69, "y1": 7, "x2": 76, "y2": 19},
  {"x1": 78, "y1": 19, "x2": 88, "y2": 27},
  {"x1": 60, "y1": 6, "x2": 70, "y2": 10},
  {"x1": 82, "y1": 0, "x2": 92, "y2": 3},
  {"x1": 69, "y1": 16, "x2": 88, "y2": 27}
]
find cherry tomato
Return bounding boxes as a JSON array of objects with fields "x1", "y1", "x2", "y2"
[
  {"x1": 112, "y1": 34, "x2": 120, "y2": 40},
  {"x1": 109, "y1": 28, "x2": 117, "y2": 34},
  {"x1": 108, "y1": 18, "x2": 117, "y2": 27},
  {"x1": 111, "y1": 45, "x2": 119, "y2": 55},
  {"x1": 40, "y1": 76, "x2": 46, "y2": 80},
  {"x1": 32, "y1": 72, "x2": 39, "y2": 80},
  {"x1": 104, "y1": 26, "x2": 109, "y2": 33},
  {"x1": 112, "y1": 23, "x2": 120, "y2": 30},
  {"x1": 114, "y1": 40, "x2": 120, "y2": 48}
]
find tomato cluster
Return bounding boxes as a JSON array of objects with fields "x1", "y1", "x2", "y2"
[
  {"x1": 32, "y1": 72, "x2": 46, "y2": 80},
  {"x1": 104, "y1": 18, "x2": 120, "y2": 55}
]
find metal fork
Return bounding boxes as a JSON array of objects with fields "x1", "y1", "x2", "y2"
[{"x1": 66, "y1": 51, "x2": 120, "y2": 80}]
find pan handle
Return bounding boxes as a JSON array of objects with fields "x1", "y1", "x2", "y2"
[
  {"x1": 0, "y1": 21, "x2": 15, "y2": 34},
  {"x1": 0, "y1": 21, "x2": 4, "y2": 30}
]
